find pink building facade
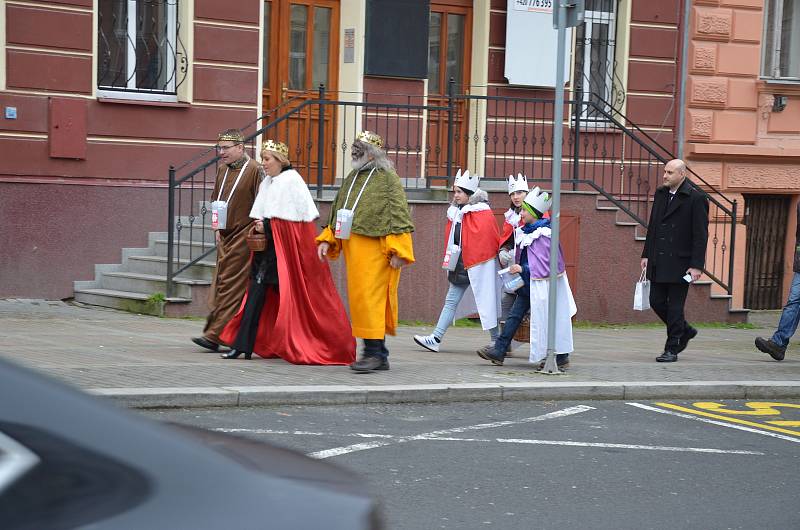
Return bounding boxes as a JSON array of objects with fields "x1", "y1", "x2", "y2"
[{"x1": 685, "y1": 0, "x2": 800, "y2": 310}]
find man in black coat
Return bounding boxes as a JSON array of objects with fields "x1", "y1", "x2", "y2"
[
  {"x1": 641, "y1": 159, "x2": 709, "y2": 362},
  {"x1": 755, "y1": 202, "x2": 800, "y2": 361}
]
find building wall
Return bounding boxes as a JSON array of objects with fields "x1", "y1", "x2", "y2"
[
  {"x1": 684, "y1": 0, "x2": 800, "y2": 306},
  {"x1": 0, "y1": 0, "x2": 261, "y2": 297}
]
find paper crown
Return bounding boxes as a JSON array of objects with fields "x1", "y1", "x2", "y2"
[
  {"x1": 522, "y1": 186, "x2": 552, "y2": 218},
  {"x1": 261, "y1": 139, "x2": 289, "y2": 158},
  {"x1": 507, "y1": 173, "x2": 529, "y2": 194},
  {"x1": 356, "y1": 130, "x2": 383, "y2": 149},
  {"x1": 454, "y1": 169, "x2": 480, "y2": 193},
  {"x1": 218, "y1": 129, "x2": 244, "y2": 143}
]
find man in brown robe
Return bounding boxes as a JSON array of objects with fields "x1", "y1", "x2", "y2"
[{"x1": 192, "y1": 129, "x2": 262, "y2": 351}]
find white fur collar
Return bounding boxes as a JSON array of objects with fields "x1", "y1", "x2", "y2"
[
  {"x1": 447, "y1": 189, "x2": 491, "y2": 220},
  {"x1": 504, "y1": 208, "x2": 521, "y2": 226},
  {"x1": 514, "y1": 226, "x2": 551, "y2": 248},
  {"x1": 249, "y1": 168, "x2": 319, "y2": 222}
]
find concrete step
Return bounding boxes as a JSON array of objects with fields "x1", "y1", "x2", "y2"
[
  {"x1": 174, "y1": 222, "x2": 216, "y2": 244},
  {"x1": 153, "y1": 238, "x2": 216, "y2": 259},
  {"x1": 101, "y1": 271, "x2": 208, "y2": 299},
  {"x1": 127, "y1": 255, "x2": 216, "y2": 281},
  {"x1": 74, "y1": 288, "x2": 190, "y2": 317},
  {"x1": 595, "y1": 196, "x2": 620, "y2": 211}
]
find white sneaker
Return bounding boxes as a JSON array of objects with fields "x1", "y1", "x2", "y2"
[{"x1": 413, "y1": 334, "x2": 440, "y2": 352}]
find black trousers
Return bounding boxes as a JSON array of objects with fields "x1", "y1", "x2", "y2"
[
  {"x1": 649, "y1": 281, "x2": 690, "y2": 352},
  {"x1": 363, "y1": 338, "x2": 388, "y2": 359},
  {"x1": 232, "y1": 250, "x2": 278, "y2": 354}
]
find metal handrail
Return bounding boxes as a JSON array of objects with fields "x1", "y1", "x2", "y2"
[
  {"x1": 166, "y1": 89, "x2": 737, "y2": 296},
  {"x1": 586, "y1": 92, "x2": 736, "y2": 208}
]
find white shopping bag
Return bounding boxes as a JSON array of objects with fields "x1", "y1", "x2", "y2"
[{"x1": 633, "y1": 268, "x2": 650, "y2": 311}]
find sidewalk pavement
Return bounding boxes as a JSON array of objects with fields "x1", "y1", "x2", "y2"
[{"x1": 1, "y1": 299, "x2": 798, "y2": 409}]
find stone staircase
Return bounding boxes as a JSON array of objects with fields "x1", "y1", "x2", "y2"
[
  {"x1": 73, "y1": 220, "x2": 216, "y2": 317},
  {"x1": 594, "y1": 195, "x2": 748, "y2": 323}
]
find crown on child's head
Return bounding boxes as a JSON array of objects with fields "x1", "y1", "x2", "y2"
[
  {"x1": 262, "y1": 139, "x2": 289, "y2": 158},
  {"x1": 356, "y1": 130, "x2": 384, "y2": 149},
  {"x1": 454, "y1": 169, "x2": 480, "y2": 193},
  {"x1": 522, "y1": 186, "x2": 552, "y2": 219},
  {"x1": 507, "y1": 173, "x2": 529, "y2": 194}
]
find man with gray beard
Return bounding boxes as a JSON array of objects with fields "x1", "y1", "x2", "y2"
[{"x1": 317, "y1": 131, "x2": 416, "y2": 372}]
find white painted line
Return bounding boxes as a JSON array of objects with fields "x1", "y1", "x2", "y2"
[
  {"x1": 493, "y1": 438, "x2": 762, "y2": 455},
  {"x1": 212, "y1": 429, "x2": 762, "y2": 455},
  {"x1": 312, "y1": 441, "x2": 395, "y2": 459},
  {"x1": 308, "y1": 405, "x2": 594, "y2": 459},
  {"x1": 213, "y1": 428, "x2": 395, "y2": 439},
  {"x1": 627, "y1": 402, "x2": 800, "y2": 444}
]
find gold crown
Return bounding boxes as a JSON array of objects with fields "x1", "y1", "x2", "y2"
[
  {"x1": 356, "y1": 130, "x2": 383, "y2": 149},
  {"x1": 218, "y1": 130, "x2": 244, "y2": 143},
  {"x1": 261, "y1": 139, "x2": 289, "y2": 157}
]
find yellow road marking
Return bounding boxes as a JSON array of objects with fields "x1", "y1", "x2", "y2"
[
  {"x1": 654, "y1": 403, "x2": 800, "y2": 438},
  {"x1": 693, "y1": 402, "x2": 800, "y2": 416},
  {"x1": 766, "y1": 421, "x2": 800, "y2": 427}
]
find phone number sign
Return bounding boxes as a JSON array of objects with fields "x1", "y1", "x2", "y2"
[{"x1": 514, "y1": 0, "x2": 553, "y2": 12}]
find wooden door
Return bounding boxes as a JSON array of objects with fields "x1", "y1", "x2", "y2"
[
  {"x1": 427, "y1": 1, "x2": 472, "y2": 181},
  {"x1": 263, "y1": 0, "x2": 339, "y2": 183},
  {"x1": 744, "y1": 195, "x2": 791, "y2": 309}
]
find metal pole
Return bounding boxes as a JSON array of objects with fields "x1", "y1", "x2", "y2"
[
  {"x1": 316, "y1": 84, "x2": 326, "y2": 199},
  {"x1": 727, "y1": 200, "x2": 737, "y2": 295},
  {"x1": 446, "y1": 77, "x2": 455, "y2": 183},
  {"x1": 676, "y1": 0, "x2": 691, "y2": 159},
  {"x1": 541, "y1": 2, "x2": 568, "y2": 374},
  {"x1": 166, "y1": 165, "x2": 176, "y2": 298},
  {"x1": 572, "y1": 87, "x2": 581, "y2": 190}
]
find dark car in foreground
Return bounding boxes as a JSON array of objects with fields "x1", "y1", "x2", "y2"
[{"x1": 0, "y1": 358, "x2": 380, "y2": 529}]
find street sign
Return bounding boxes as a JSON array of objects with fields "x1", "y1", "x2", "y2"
[{"x1": 552, "y1": 0, "x2": 585, "y2": 29}]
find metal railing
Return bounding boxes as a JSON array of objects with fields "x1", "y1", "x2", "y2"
[{"x1": 166, "y1": 84, "x2": 737, "y2": 297}]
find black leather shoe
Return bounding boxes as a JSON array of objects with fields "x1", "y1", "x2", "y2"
[
  {"x1": 676, "y1": 326, "x2": 698, "y2": 353},
  {"x1": 220, "y1": 349, "x2": 252, "y2": 360},
  {"x1": 755, "y1": 337, "x2": 786, "y2": 361},
  {"x1": 350, "y1": 356, "x2": 389, "y2": 372},
  {"x1": 656, "y1": 350, "x2": 678, "y2": 362},
  {"x1": 192, "y1": 336, "x2": 220, "y2": 352}
]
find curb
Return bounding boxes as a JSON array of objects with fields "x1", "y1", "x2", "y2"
[{"x1": 88, "y1": 381, "x2": 800, "y2": 409}]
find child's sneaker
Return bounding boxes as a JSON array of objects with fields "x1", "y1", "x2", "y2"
[{"x1": 413, "y1": 334, "x2": 440, "y2": 352}]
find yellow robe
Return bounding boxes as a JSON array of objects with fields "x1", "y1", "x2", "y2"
[{"x1": 317, "y1": 227, "x2": 415, "y2": 339}]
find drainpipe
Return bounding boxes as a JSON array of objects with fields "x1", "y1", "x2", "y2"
[{"x1": 676, "y1": 0, "x2": 692, "y2": 159}]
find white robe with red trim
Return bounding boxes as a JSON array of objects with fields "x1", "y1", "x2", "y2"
[{"x1": 443, "y1": 195, "x2": 501, "y2": 331}]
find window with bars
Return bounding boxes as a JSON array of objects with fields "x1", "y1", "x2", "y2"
[
  {"x1": 97, "y1": 0, "x2": 186, "y2": 101},
  {"x1": 762, "y1": 0, "x2": 800, "y2": 81},
  {"x1": 574, "y1": 0, "x2": 619, "y2": 123}
]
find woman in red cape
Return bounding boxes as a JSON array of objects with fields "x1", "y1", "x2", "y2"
[{"x1": 219, "y1": 140, "x2": 355, "y2": 365}]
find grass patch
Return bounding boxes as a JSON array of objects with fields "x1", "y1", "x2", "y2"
[
  {"x1": 398, "y1": 318, "x2": 482, "y2": 328},
  {"x1": 453, "y1": 318, "x2": 481, "y2": 328},
  {"x1": 146, "y1": 292, "x2": 166, "y2": 305},
  {"x1": 572, "y1": 320, "x2": 759, "y2": 330},
  {"x1": 398, "y1": 319, "x2": 432, "y2": 327}
]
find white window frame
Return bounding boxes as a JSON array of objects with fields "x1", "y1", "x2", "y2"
[
  {"x1": 97, "y1": 0, "x2": 179, "y2": 102},
  {"x1": 578, "y1": 3, "x2": 617, "y2": 125},
  {"x1": 761, "y1": 0, "x2": 800, "y2": 82}
]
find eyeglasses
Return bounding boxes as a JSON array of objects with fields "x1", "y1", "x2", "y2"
[{"x1": 217, "y1": 143, "x2": 242, "y2": 152}]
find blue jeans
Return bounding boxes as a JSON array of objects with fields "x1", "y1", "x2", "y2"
[
  {"x1": 772, "y1": 272, "x2": 800, "y2": 348},
  {"x1": 433, "y1": 282, "x2": 498, "y2": 341},
  {"x1": 494, "y1": 291, "x2": 530, "y2": 355}
]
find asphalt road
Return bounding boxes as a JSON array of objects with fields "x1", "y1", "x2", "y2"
[{"x1": 143, "y1": 400, "x2": 800, "y2": 530}]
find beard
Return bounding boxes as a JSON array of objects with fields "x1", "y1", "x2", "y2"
[{"x1": 351, "y1": 153, "x2": 370, "y2": 170}]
